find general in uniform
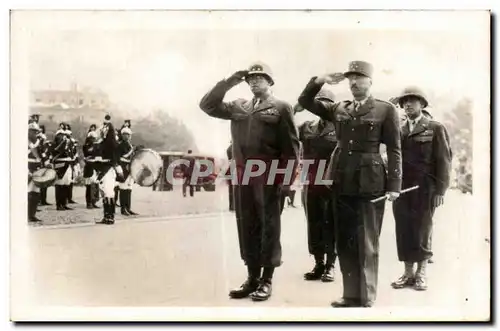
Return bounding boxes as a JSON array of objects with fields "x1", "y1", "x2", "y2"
[
  {"x1": 226, "y1": 143, "x2": 235, "y2": 211},
  {"x1": 117, "y1": 126, "x2": 139, "y2": 216},
  {"x1": 298, "y1": 61, "x2": 402, "y2": 307},
  {"x1": 294, "y1": 88, "x2": 338, "y2": 283},
  {"x1": 28, "y1": 122, "x2": 48, "y2": 222},
  {"x1": 391, "y1": 87, "x2": 452, "y2": 291},
  {"x1": 52, "y1": 123, "x2": 74, "y2": 211},
  {"x1": 199, "y1": 62, "x2": 300, "y2": 301},
  {"x1": 94, "y1": 115, "x2": 123, "y2": 225}
]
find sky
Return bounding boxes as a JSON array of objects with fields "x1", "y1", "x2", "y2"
[{"x1": 23, "y1": 11, "x2": 490, "y2": 158}]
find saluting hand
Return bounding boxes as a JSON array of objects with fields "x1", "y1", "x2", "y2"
[
  {"x1": 315, "y1": 72, "x2": 346, "y2": 85},
  {"x1": 433, "y1": 194, "x2": 444, "y2": 208},
  {"x1": 227, "y1": 70, "x2": 249, "y2": 86}
]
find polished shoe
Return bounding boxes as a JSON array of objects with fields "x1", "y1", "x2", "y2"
[
  {"x1": 391, "y1": 274, "x2": 415, "y2": 289},
  {"x1": 321, "y1": 266, "x2": 335, "y2": 282},
  {"x1": 229, "y1": 278, "x2": 259, "y2": 299},
  {"x1": 250, "y1": 280, "x2": 272, "y2": 302},
  {"x1": 330, "y1": 298, "x2": 360, "y2": 308},
  {"x1": 413, "y1": 276, "x2": 428, "y2": 291},
  {"x1": 121, "y1": 208, "x2": 131, "y2": 216},
  {"x1": 304, "y1": 263, "x2": 325, "y2": 281},
  {"x1": 360, "y1": 301, "x2": 374, "y2": 308},
  {"x1": 68, "y1": 200, "x2": 77, "y2": 204},
  {"x1": 28, "y1": 216, "x2": 43, "y2": 223}
]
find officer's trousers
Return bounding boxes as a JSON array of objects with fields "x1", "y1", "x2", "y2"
[
  {"x1": 99, "y1": 167, "x2": 117, "y2": 198},
  {"x1": 303, "y1": 186, "x2": 336, "y2": 261},
  {"x1": 335, "y1": 194, "x2": 385, "y2": 304},
  {"x1": 234, "y1": 184, "x2": 282, "y2": 268}
]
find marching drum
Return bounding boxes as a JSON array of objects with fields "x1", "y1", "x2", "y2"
[
  {"x1": 130, "y1": 148, "x2": 163, "y2": 187},
  {"x1": 32, "y1": 168, "x2": 57, "y2": 188}
]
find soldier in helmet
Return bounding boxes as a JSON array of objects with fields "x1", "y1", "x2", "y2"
[
  {"x1": 117, "y1": 126, "x2": 139, "y2": 216},
  {"x1": 28, "y1": 122, "x2": 49, "y2": 222},
  {"x1": 390, "y1": 87, "x2": 452, "y2": 291},
  {"x1": 52, "y1": 123, "x2": 74, "y2": 211},
  {"x1": 94, "y1": 115, "x2": 123, "y2": 224},
  {"x1": 199, "y1": 61, "x2": 300, "y2": 302},
  {"x1": 298, "y1": 61, "x2": 402, "y2": 308},
  {"x1": 294, "y1": 88, "x2": 338, "y2": 284}
]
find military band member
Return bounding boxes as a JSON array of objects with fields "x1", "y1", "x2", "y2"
[
  {"x1": 299, "y1": 61, "x2": 402, "y2": 308},
  {"x1": 391, "y1": 87, "x2": 452, "y2": 291},
  {"x1": 294, "y1": 88, "x2": 338, "y2": 283},
  {"x1": 52, "y1": 123, "x2": 74, "y2": 211},
  {"x1": 117, "y1": 127, "x2": 139, "y2": 216},
  {"x1": 66, "y1": 124, "x2": 78, "y2": 204},
  {"x1": 94, "y1": 115, "x2": 122, "y2": 225},
  {"x1": 28, "y1": 122, "x2": 46, "y2": 222},
  {"x1": 114, "y1": 128, "x2": 121, "y2": 206},
  {"x1": 38, "y1": 125, "x2": 52, "y2": 206},
  {"x1": 83, "y1": 126, "x2": 100, "y2": 209},
  {"x1": 200, "y1": 62, "x2": 300, "y2": 301}
]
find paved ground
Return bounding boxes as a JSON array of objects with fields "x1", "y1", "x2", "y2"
[{"x1": 22, "y1": 186, "x2": 489, "y2": 321}]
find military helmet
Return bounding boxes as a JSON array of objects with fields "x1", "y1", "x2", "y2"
[
  {"x1": 245, "y1": 61, "x2": 274, "y2": 86},
  {"x1": 398, "y1": 86, "x2": 429, "y2": 108},
  {"x1": 315, "y1": 88, "x2": 335, "y2": 103}
]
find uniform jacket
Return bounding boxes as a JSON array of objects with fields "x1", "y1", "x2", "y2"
[
  {"x1": 199, "y1": 79, "x2": 300, "y2": 186},
  {"x1": 298, "y1": 78, "x2": 402, "y2": 196},
  {"x1": 400, "y1": 116, "x2": 452, "y2": 195},
  {"x1": 51, "y1": 131, "x2": 73, "y2": 178},
  {"x1": 83, "y1": 137, "x2": 98, "y2": 178},
  {"x1": 28, "y1": 137, "x2": 48, "y2": 175},
  {"x1": 117, "y1": 140, "x2": 134, "y2": 180},
  {"x1": 298, "y1": 119, "x2": 337, "y2": 187}
]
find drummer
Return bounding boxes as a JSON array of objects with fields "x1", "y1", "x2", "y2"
[
  {"x1": 66, "y1": 124, "x2": 78, "y2": 204},
  {"x1": 94, "y1": 115, "x2": 123, "y2": 225},
  {"x1": 28, "y1": 122, "x2": 48, "y2": 223},
  {"x1": 117, "y1": 126, "x2": 139, "y2": 216},
  {"x1": 52, "y1": 123, "x2": 74, "y2": 211}
]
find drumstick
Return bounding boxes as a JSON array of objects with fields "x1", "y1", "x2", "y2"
[{"x1": 370, "y1": 185, "x2": 419, "y2": 203}]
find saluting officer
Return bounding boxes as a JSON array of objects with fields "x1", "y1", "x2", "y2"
[
  {"x1": 117, "y1": 126, "x2": 139, "y2": 216},
  {"x1": 298, "y1": 61, "x2": 402, "y2": 308},
  {"x1": 28, "y1": 122, "x2": 48, "y2": 222},
  {"x1": 294, "y1": 88, "x2": 338, "y2": 283},
  {"x1": 391, "y1": 87, "x2": 452, "y2": 291},
  {"x1": 52, "y1": 123, "x2": 74, "y2": 211},
  {"x1": 94, "y1": 115, "x2": 123, "y2": 225},
  {"x1": 199, "y1": 62, "x2": 300, "y2": 301}
]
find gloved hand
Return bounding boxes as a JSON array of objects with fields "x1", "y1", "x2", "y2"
[{"x1": 386, "y1": 191, "x2": 400, "y2": 201}]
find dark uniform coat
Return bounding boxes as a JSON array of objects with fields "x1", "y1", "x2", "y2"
[
  {"x1": 52, "y1": 131, "x2": 73, "y2": 179},
  {"x1": 94, "y1": 123, "x2": 119, "y2": 181},
  {"x1": 392, "y1": 115, "x2": 452, "y2": 262},
  {"x1": 83, "y1": 136, "x2": 97, "y2": 178},
  {"x1": 298, "y1": 78, "x2": 402, "y2": 305},
  {"x1": 226, "y1": 144, "x2": 235, "y2": 210},
  {"x1": 117, "y1": 140, "x2": 134, "y2": 182},
  {"x1": 298, "y1": 119, "x2": 338, "y2": 260},
  {"x1": 200, "y1": 78, "x2": 300, "y2": 268}
]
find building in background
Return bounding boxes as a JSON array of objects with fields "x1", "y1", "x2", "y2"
[{"x1": 31, "y1": 83, "x2": 110, "y2": 110}]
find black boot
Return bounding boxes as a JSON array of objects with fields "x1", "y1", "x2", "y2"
[
  {"x1": 91, "y1": 183, "x2": 100, "y2": 208},
  {"x1": 229, "y1": 266, "x2": 260, "y2": 299},
  {"x1": 304, "y1": 255, "x2": 325, "y2": 281},
  {"x1": 120, "y1": 190, "x2": 131, "y2": 215},
  {"x1": 68, "y1": 183, "x2": 77, "y2": 204},
  {"x1": 107, "y1": 198, "x2": 116, "y2": 224},
  {"x1": 55, "y1": 185, "x2": 65, "y2": 210},
  {"x1": 126, "y1": 190, "x2": 138, "y2": 215},
  {"x1": 96, "y1": 198, "x2": 108, "y2": 224},
  {"x1": 114, "y1": 187, "x2": 120, "y2": 207},
  {"x1": 28, "y1": 192, "x2": 42, "y2": 223},
  {"x1": 40, "y1": 187, "x2": 51, "y2": 205},
  {"x1": 85, "y1": 185, "x2": 93, "y2": 209},
  {"x1": 62, "y1": 185, "x2": 73, "y2": 210},
  {"x1": 251, "y1": 267, "x2": 274, "y2": 301}
]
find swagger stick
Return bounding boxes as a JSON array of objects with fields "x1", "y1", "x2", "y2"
[{"x1": 370, "y1": 185, "x2": 419, "y2": 203}]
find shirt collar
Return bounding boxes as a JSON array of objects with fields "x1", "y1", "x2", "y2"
[
  {"x1": 354, "y1": 96, "x2": 369, "y2": 107},
  {"x1": 411, "y1": 113, "x2": 424, "y2": 125}
]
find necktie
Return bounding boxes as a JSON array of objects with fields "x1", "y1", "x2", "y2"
[
  {"x1": 354, "y1": 101, "x2": 360, "y2": 112},
  {"x1": 254, "y1": 99, "x2": 260, "y2": 108}
]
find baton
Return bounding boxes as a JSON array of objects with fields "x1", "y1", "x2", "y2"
[{"x1": 370, "y1": 185, "x2": 419, "y2": 203}]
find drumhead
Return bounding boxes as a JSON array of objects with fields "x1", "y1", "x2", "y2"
[
  {"x1": 130, "y1": 149, "x2": 162, "y2": 187},
  {"x1": 32, "y1": 168, "x2": 57, "y2": 188}
]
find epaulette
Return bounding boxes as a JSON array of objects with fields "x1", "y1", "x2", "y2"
[{"x1": 375, "y1": 98, "x2": 397, "y2": 107}]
